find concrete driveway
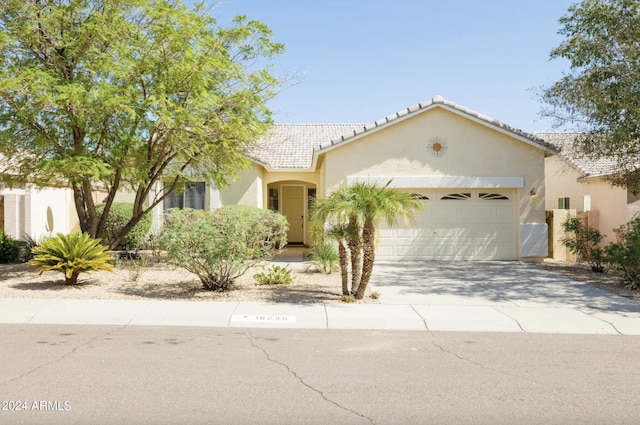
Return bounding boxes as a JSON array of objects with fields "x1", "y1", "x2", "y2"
[{"x1": 368, "y1": 261, "x2": 640, "y2": 334}]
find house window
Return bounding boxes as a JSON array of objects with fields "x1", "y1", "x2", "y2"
[
  {"x1": 479, "y1": 193, "x2": 510, "y2": 200},
  {"x1": 411, "y1": 193, "x2": 429, "y2": 200},
  {"x1": 583, "y1": 195, "x2": 591, "y2": 212},
  {"x1": 307, "y1": 188, "x2": 317, "y2": 211},
  {"x1": 164, "y1": 182, "x2": 206, "y2": 210},
  {"x1": 557, "y1": 197, "x2": 570, "y2": 209},
  {"x1": 269, "y1": 188, "x2": 279, "y2": 211},
  {"x1": 441, "y1": 193, "x2": 471, "y2": 200}
]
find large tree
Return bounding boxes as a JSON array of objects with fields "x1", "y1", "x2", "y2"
[
  {"x1": 0, "y1": 0, "x2": 284, "y2": 248},
  {"x1": 542, "y1": 0, "x2": 640, "y2": 192}
]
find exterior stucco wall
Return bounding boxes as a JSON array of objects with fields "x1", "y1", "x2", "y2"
[
  {"x1": 585, "y1": 178, "x2": 628, "y2": 244},
  {"x1": 321, "y1": 107, "x2": 546, "y2": 226},
  {"x1": 220, "y1": 165, "x2": 263, "y2": 207},
  {"x1": 544, "y1": 156, "x2": 586, "y2": 211},
  {"x1": 545, "y1": 155, "x2": 629, "y2": 245},
  {"x1": 0, "y1": 186, "x2": 82, "y2": 241}
]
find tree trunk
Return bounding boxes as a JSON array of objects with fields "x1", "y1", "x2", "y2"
[
  {"x1": 337, "y1": 240, "x2": 349, "y2": 295},
  {"x1": 347, "y1": 216, "x2": 361, "y2": 295},
  {"x1": 355, "y1": 218, "x2": 376, "y2": 300},
  {"x1": 65, "y1": 271, "x2": 80, "y2": 285}
]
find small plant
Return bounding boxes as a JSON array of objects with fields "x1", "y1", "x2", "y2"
[
  {"x1": 370, "y1": 291, "x2": 380, "y2": 300},
  {"x1": 121, "y1": 253, "x2": 150, "y2": 282},
  {"x1": 560, "y1": 217, "x2": 605, "y2": 272},
  {"x1": 604, "y1": 218, "x2": 640, "y2": 289},
  {"x1": 340, "y1": 294, "x2": 356, "y2": 303},
  {"x1": 29, "y1": 233, "x2": 114, "y2": 285},
  {"x1": 253, "y1": 265, "x2": 294, "y2": 285},
  {"x1": 306, "y1": 242, "x2": 340, "y2": 274}
]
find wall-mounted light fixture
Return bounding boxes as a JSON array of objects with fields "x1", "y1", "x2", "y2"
[{"x1": 529, "y1": 188, "x2": 537, "y2": 198}]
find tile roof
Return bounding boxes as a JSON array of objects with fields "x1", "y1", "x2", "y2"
[
  {"x1": 316, "y1": 96, "x2": 556, "y2": 153},
  {"x1": 250, "y1": 96, "x2": 555, "y2": 170},
  {"x1": 250, "y1": 123, "x2": 363, "y2": 169},
  {"x1": 535, "y1": 132, "x2": 619, "y2": 178}
]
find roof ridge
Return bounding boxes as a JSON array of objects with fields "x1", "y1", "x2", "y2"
[{"x1": 314, "y1": 95, "x2": 555, "y2": 152}]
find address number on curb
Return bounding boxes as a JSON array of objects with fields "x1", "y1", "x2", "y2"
[{"x1": 231, "y1": 314, "x2": 296, "y2": 323}]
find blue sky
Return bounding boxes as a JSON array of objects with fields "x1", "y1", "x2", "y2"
[{"x1": 212, "y1": 0, "x2": 577, "y2": 132}]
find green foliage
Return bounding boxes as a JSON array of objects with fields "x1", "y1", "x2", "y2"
[
  {"x1": 159, "y1": 206, "x2": 288, "y2": 291},
  {"x1": 561, "y1": 217, "x2": 605, "y2": 272},
  {"x1": 0, "y1": 229, "x2": 20, "y2": 263},
  {"x1": 96, "y1": 203, "x2": 152, "y2": 249},
  {"x1": 29, "y1": 233, "x2": 115, "y2": 285},
  {"x1": 604, "y1": 218, "x2": 640, "y2": 288},
  {"x1": 0, "y1": 0, "x2": 285, "y2": 244},
  {"x1": 311, "y1": 180, "x2": 422, "y2": 299},
  {"x1": 541, "y1": 0, "x2": 640, "y2": 192},
  {"x1": 253, "y1": 265, "x2": 293, "y2": 285},
  {"x1": 370, "y1": 291, "x2": 380, "y2": 300},
  {"x1": 340, "y1": 295, "x2": 356, "y2": 303},
  {"x1": 306, "y1": 242, "x2": 340, "y2": 274}
]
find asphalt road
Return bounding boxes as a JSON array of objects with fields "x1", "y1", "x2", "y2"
[{"x1": 1, "y1": 324, "x2": 640, "y2": 425}]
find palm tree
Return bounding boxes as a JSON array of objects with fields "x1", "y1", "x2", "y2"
[
  {"x1": 325, "y1": 223, "x2": 351, "y2": 295},
  {"x1": 346, "y1": 181, "x2": 422, "y2": 299},
  {"x1": 310, "y1": 187, "x2": 363, "y2": 295},
  {"x1": 312, "y1": 180, "x2": 422, "y2": 300}
]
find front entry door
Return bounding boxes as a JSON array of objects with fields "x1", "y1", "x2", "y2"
[{"x1": 282, "y1": 185, "x2": 304, "y2": 243}]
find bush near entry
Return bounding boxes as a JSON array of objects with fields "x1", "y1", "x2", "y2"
[
  {"x1": 159, "y1": 206, "x2": 288, "y2": 291},
  {"x1": 96, "y1": 203, "x2": 152, "y2": 249}
]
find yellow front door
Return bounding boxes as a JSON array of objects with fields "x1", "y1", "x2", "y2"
[{"x1": 282, "y1": 185, "x2": 304, "y2": 243}]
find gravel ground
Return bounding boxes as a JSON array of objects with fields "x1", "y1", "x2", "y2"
[
  {"x1": 0, "y1": 257, "x2": 636, "y2": 304},
  {"x1": 0, "y1": 259, "x2": 378, "y2": 304}
]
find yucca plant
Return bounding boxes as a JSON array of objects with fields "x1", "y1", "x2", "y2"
[{"x1": 29, "y1": 233, "x2": 114, "y2": 285}]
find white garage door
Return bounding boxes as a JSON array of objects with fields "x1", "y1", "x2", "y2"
[{"x1": 376, "y1": 190, "x2": 518, "y2": 261}]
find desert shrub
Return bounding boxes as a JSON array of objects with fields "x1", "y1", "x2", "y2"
[
  {"x1": 604, "y1": 218, "x2": 640, "y2": 288},
  {"x1": 306, "y1": 242, "x2": 339, "y2": 274},
  {"x1": 561, "y1": 217, "x2": 605, "y2": 272},
  {"x1": 96, "y1": 203, "x2": 152, "y2": 249},
  {"x1": 29, "y1": 233, "x2": 114, "y2": 285},
  {"x1": 160, "y1": 206, "x2": 288, "y2": 291},
  {"x1": 120, "y1": 253, "x2": 150, "y2": 282},
  {"x1": 254, "y1": 265, "x2": 294, "y2": 285},
  {"x1": 0, "y1": 229, "x2": 20, "y2": 263}
]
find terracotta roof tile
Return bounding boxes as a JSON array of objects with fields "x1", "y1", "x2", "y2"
[{"x1": 536, "y1": 132, "x2": 619, "y2": 178}]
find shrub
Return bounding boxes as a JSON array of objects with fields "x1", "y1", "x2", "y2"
[
  {"x1": 0, "y1": 229, "x2": 20, "y2": 263},
  {"x1": 254, "y1": 265, "x2": 294, "y2": 285},
  {"x1": 29, "y1": 233, "x2": 114, "y2": 285},
  {"x1": 159, "y1": 206, "x2": 288, "y2": 291},
  {"x1": 604, "y1": 218, "x2": 640, "y2": 289},
  {"x1": 306, "y1": 242, "x2": 339, "y2": 274},
  {"x1": 560, "y1": 217, "x2": 605, "y2": 272},
  {"x1": 96, "y1": 203, "x2": 152, "y2": 249}
]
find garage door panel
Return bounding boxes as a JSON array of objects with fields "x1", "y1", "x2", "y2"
[
  {"x1": 396, "y1": 228, "x2": 414, "y2": 238},
  {"x1": 375, "y1": 189, "x2": 517, "y2": 261}
]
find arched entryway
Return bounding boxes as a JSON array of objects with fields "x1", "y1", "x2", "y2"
[{"x1": 267, "y1": 181, "x2": 316, "y2": 245}]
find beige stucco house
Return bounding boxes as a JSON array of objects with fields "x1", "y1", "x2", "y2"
[
  {"x1": 540, "y1": 132, "x2": 640, "y2": 247},
  {"x1": 150, "y1": 96, "x2": 554, "y2": 261}
]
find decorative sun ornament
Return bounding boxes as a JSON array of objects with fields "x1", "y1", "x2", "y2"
[{"x1": 428, "y1": 136, "x2": 448, "y2": 157}]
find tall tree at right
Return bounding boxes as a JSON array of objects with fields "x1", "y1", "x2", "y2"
[{"x1": 542, "y1": 0, "x2": 640, "y2": 192}]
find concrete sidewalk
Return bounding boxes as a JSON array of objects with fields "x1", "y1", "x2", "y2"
[{"x1": 2, "y1": 295, "x2": 640, "y2": 335}]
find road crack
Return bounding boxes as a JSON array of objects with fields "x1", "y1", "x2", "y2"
[
  {"x1": 247, "y1": 332, "x2": 376, "y2": 425},
  {"x1": 1, "y1": 326, "x2": 127, "y2": 387},
  {"x1": 430, "y1": 339, "x2": 538, "y2": 385}
]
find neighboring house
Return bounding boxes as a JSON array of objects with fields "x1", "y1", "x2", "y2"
[
  {"x1": 539, "y1": 132, "x2": 640, "y2": 246},
  {"x1": 150, "y1": 95, "x2": 554, "y2": 261},
  {"x1": 0, "y1": 154, "x2": 106, "y2": 242}
]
